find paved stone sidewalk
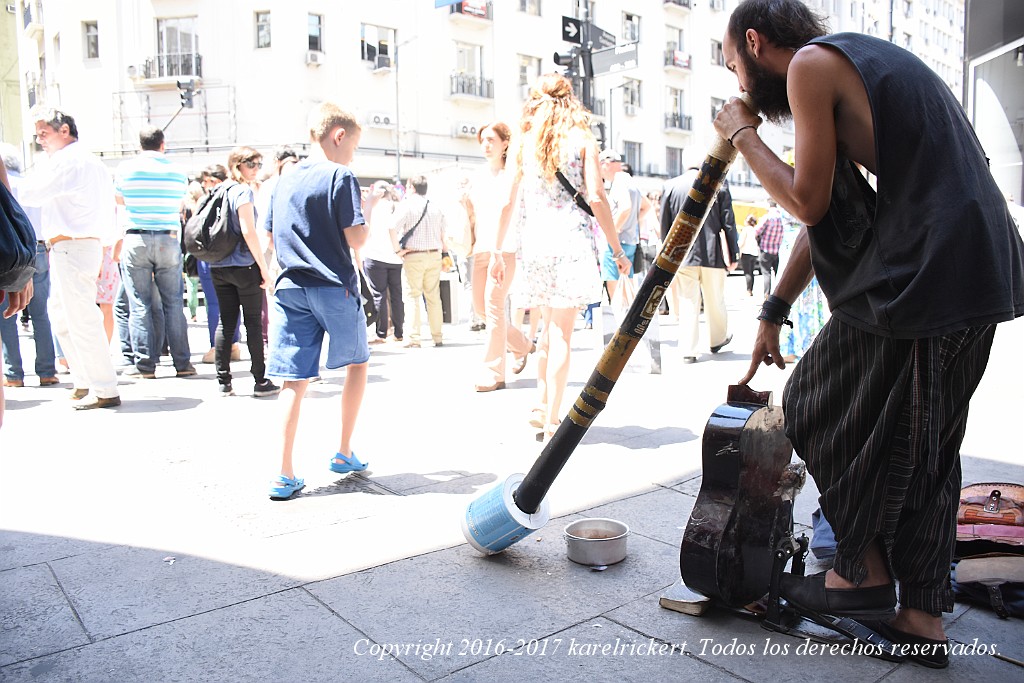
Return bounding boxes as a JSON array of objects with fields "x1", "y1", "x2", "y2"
[{"x1": 2, "y1": 277, "x2": 1022, "y2": 680}]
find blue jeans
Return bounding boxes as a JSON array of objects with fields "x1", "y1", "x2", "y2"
[
  {"x1": 121, "y1": 233, "x2": 192, "y2": 372},
  {"x1": 0, "y1": 242, "x2": 56, "y2": 380},
  {"x1": 116, "y1": 261, "x2": 165, "y2": 365}
]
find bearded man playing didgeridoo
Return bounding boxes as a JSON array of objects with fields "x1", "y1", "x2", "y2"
[{"x1": 715, "y1": 0, "x2": 1024, "y2": 668}]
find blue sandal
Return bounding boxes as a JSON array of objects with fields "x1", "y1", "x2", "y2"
[
  {"x1": 269, "y1": 475, "x2": 305, "y2": 500},
  {"x1": 330, "y1": 452, "x2": 368, "y2": 474}
]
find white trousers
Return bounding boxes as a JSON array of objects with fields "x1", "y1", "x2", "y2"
[
  {"x1": 676, "y1": 265, "x2": 729, "y2": 358},
  {"x1": 49, "y1": 240, "x2": 119, "y2": 398}
]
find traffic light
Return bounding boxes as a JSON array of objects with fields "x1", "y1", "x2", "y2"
[
  {"x1": 177, "y1": 79, "x2": 195, "y2": 109},
  {"x1": 553, "y1": 48, "x2": 579, "y2": 76}
]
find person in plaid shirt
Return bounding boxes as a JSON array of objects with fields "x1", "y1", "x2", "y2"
[{"x1": 754, "y1": 200, "x2": 784, "y2": 296}]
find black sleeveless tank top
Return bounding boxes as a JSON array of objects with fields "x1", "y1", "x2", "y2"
[{"x1": 806, "y1": 33, "x2": 1024, "y2": 337}]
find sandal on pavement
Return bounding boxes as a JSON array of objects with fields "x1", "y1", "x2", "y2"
[
  {"x1": 330, "y1": 452, "x2": 368, "y2": 474},
  {"x1": 528, "y1": 407, "x2": 546, "y2": 429},
  {"x1": 269, "y1": 475, "x2": 305, "y2": 500},
  {"x1": 512, "y1": 342, "x2": 537, "y2": 375}
]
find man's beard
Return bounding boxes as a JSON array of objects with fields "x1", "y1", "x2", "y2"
[{"x1": 740, "y1": 48, "x2": 792, "y2": 124}]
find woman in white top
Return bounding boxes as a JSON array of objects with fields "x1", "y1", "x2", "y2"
[
  {"x1": 360, "y1": 180, "x2": 404, "y2": 343},
  {"x1": 467, "y1": 122, "x2": 535, "y2": 392}
]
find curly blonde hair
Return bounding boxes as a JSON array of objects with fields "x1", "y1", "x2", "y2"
[{"x1": 516, "y1": 73, "x2": 594, "y2": 182}]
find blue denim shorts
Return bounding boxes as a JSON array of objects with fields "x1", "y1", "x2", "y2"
[
  {"x1": 267, "y1": 287, "x2": 369, "y2": 380},
  {"x1": 600, "y1": 243, "x2": 637, "y2": 280}
]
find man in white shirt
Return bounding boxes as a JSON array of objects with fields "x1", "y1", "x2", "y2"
[{"x1": 18, "y1": 109, "x2": 120, "y2": 409}]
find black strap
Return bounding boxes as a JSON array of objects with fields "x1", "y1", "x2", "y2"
[
  {"x1": 555, "y1": 171, "x2": 594, "y2": 216},
  {"x1": 399, "y1": 200, "x2": 431, "y2": 248}
]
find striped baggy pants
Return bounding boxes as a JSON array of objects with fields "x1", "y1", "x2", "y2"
[{"x1": 783, "y1": 318, "x2": 995, "y2": 615}]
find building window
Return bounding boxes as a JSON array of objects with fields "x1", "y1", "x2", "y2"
[
  {"x1": 361, "y1": 24, "x2": 394, "y2": 67},
  {"x1": 455, "y1": 42, "x2": 482, "y2": 77},
  {"x1": 623, "y1": 78, "x2": 641, "y2": 108},
  {"x1": 711, "y1": 39, "x2": 724, "y2": 66},
  {"x1": 667, "y1": 146, "x2": 683, "y2": 177},
  {"x1": 83, "y1": 21, "x2": 99, "y2": 59},
  {"x1": 668, "y1": 87, "x2": 685, "y2": 114},
  {"x1": 52, "y1": 34, "x2": 61, "y2": 67},
  {"x1": 667, "y1": 26, "x2": 684, "y2": 52},
  {"x1": 622, "y1": 12, "x2": 640, "y2": 42},
  {"x1": 519, "y1": 0, "x2": 541, "y2": 15},
  {"x1": 623, "y1": 140, "x2": 641, "y2": 172},
  {"x1": 518, "y1": 54, "x2": 541, "y2": 86},
  {"x1": 156, "y1": 16, "x2": 200, "y2": 77},
  {"x1": 711, "y1": 97, "x2": 725, "y2": 121},
  {"x1": 308, "y1": 14, "x2": 323, "y2": 52},
  {"x1": 255, "y1": 12, "x2": 271, "y2": 49}
]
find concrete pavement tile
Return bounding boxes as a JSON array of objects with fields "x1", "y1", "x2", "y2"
[
  {"x1": 307, "y1": 530, "x2": 680, "y2": 679},
  {"x1": 0, "y1": 588, "x2": 420, "y2": 683},
  {"x1": 49, "y1": 545, "x2": 302, "y2": 639},
  {"x1": 572, "y1": 488, "x2": 697, "y2": 548},
  {"x1": 959, "y1": 454, "x2": 1024, "y2": 486},
  {"x1": 439, "y1": 616, "x2": 742, "y2": 682},
  {"x1": 0, "y1": 564, "x2": 90, "y2": 666},
  {"x1": 0, "y1": 530, "x2": 115, "y2": 573},
  {"x1": 603, "y1": 592, "x2": 899, "y2": 681},
  {"x1": 943, "y1": 605, "x2": 1024, "y2": 668}
]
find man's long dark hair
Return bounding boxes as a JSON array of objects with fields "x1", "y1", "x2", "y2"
[{"x1": 727, "y1": 0, "x2": 829, "y2": 50}]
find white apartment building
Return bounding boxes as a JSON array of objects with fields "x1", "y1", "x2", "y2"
[{"x1": 11, "y1": 0, "x2": 966, "y2": 201}]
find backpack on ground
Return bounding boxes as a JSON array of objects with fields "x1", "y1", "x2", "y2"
[
  {"x1": 953, "y1": 482, "x2": 1024, "y2": 618},
  {"x1": 183, "y1": 181, "x2": 239, "y2": 263}
]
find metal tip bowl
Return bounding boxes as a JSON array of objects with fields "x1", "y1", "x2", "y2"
[{"x1": 563, "y1": 518, "x2": 630, "y2": 566}]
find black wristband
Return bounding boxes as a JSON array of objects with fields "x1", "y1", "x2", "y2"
[{"x1": 758, "y1": 295, "x2": 794, "y2": 328}]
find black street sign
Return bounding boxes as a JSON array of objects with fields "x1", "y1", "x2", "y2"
[
  {"x1": 591, "y1": 25, "x2": 616, "y2": 50},
  {"x1": 562, "y1": 16, "x2": 582, "y2": 45},
  {"x1": 589, "y1": 41, "x2": 639, "y2": 77}
]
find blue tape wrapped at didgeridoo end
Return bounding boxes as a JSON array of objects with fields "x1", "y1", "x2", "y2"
[{"x1": 462, "y1": 473, "x2": 551, "y2": 554}]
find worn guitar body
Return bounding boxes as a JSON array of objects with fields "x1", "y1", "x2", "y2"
[{"x1": 680, "y1": 386, "x2": 795, "y2": 608}]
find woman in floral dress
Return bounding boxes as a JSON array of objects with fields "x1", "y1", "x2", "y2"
[{"x1": 492, "y1": 73, "x2": 629, "y2": 438}]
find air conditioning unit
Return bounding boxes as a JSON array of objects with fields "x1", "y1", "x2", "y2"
[
  {"x1": 711, "y1": 0, "x2": 724, "y2": 10},
  {"x1": 6, "y1": 4, "x2": 16, "y2": 14},
  {"x1": 623, "y1": 103, "x2": 637, "y2": 116},
  {"x1": 373, "y1": 54, "x2": 392, "y2": 72},
  {"x1": 454, "y1": 121, "x2": 479, "y2": 138},
  {"x1": 305, "y1": 50, "x2": 323, "y2": 66},
  {"x1": 367, "y1": 111, "x2": 395, "y2": 128}
]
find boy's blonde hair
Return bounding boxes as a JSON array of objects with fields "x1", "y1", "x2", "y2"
[{"x1": 308, "y1": 102, "x2": 359, "y2": 142}]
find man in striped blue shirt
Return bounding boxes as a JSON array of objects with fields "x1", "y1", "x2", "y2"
[{"x1": 115, "y1": 126, "x2": 194, "y2": 378}]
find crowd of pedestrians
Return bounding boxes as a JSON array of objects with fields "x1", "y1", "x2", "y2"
[{"x1": 1, "y1": 85, "x2": 818, "y2": 492}]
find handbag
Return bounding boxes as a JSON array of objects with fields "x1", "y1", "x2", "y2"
[
  {"x1": 358, "y1": 267, "x2": 378, "y2": 329},
  {"x1": 0, "y1": 182, "x2": 37, "y2": 291}
]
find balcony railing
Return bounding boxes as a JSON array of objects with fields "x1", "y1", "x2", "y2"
[
  {"x1": 664, "y1": 0, "x2": 693, "y2": 9},
  {"x1": 144, "y1": 53, "x2": 203, "y2": 79},
  {"x1": 450, "y1": 73, "x2": 494, "y2": 99},
  {"x1": 450, "y1": 1, "x2": 492, "y2": 20},
  {"x1": 664, "y1": 49, "x2": 692, "y2": 69},
  {"x1": 591, "y1": 98, "x2": 606, "y2": 117},
  {"x1": 665, "y1": 113, "x2": 693, "y2": 131}
]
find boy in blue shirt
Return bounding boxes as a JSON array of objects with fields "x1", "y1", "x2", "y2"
[{"x1": 264, "y1": 103, "x2": 370, "y2": 500}]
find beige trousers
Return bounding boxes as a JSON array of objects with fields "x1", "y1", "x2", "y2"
[
  {"x1": 676, "y1": 265, "x2": 729, "y2": 358},
  {"x1": 473, "y1": 252, "x2": 533, "y2": 383},
  {"x1": 402, "y1": 251, "x2": 443, "y2": 343}
]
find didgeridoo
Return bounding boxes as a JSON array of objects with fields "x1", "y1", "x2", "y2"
[{"x1": 463, "y1": 95, "x2": 757, "y2": 550}]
